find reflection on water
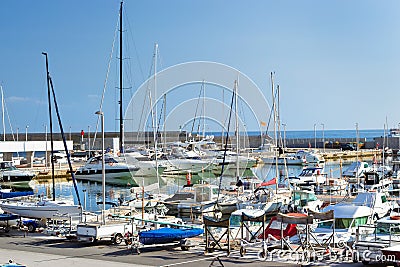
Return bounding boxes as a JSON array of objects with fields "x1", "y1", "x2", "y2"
[{"x1": 23, "y1": 161, "x2": 352, "y2": 213}]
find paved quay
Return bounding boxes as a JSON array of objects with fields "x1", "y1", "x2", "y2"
[{"x1": 0, "y1": 230, "x2": 370, "y2": 267}]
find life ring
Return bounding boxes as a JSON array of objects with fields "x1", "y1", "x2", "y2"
[{"x1": 390, "y1": 216, "x2": 400, "y2": 220}]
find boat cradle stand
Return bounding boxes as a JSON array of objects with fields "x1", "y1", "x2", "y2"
[
  {"x1": 203, "y1": 215, "x2": 232, "y2": 255},
  {"x1": 239, "y1": 212, "x2": 268, "y2": 258}
]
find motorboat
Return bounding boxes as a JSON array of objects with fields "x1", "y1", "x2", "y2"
[
  {"x1": 75, "y1": 155, "x2": 140, "y2": 186},
  {"x1": 261, "y1": 153, "x2": 306, "y2": 166},
  {"x1": 342, "y1": 161, "x2": 370, "y2": 179},
  {"x1": 163, "y1": 183, "x2": 237, "y2": 219},
  {"x1": 261, "y1": 150, "x2": 324, "y2": 166},
  {"x1": 322, "y1": 177, "x2": 348, "y2": 195},
  {"x1": 300, "y1": 204, "x2": 375, "y2": 246},
  {"x1": 123, "y1": 149, "x2": 167, "y2": 177},
  {"x1": 354, "y1": 215, "x2": 400, "y2": 265},
  {"x1": 351, "y1": 191, "x2": 395, "y2": 219},
  {"x1": 212, "y1": 150, "x2": 257, "y2": 176},
  {"x1": 288, "y1": 166, "x2": 326, "y2": 187},
  {"x1": 283, "y1": 189, "x2": 324, "y2": 213},
  {"x1": 0, "y1": 196, "x2": 81, "y2": 220},
  {"x1": 0, "y1": 161, "x2": 36, "y2": 183},
  {"x1": 237, "y1": 182, "x2": 291, "y2": 216}
]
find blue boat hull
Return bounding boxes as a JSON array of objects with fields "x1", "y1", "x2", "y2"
[{"x1": 139, "y1": 227, "x2": 203, "y2": 245}]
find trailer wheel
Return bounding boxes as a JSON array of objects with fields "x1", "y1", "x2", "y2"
[
  {"x1": 27, "y1": 223, "x2": 36, "y2": 233},
  {"x1": 113, "y1": 233, "x2": 123, "y2": 245}
]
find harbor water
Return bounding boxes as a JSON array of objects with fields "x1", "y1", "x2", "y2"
[{"x1": 29, "y1": 160, "x2": 348, "y2": 213}]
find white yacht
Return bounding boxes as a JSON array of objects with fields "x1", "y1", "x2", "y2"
[
  {"x1": 288, "y1": 166, "x2": 326, "y2": 187},
  {"x1": 75, "y1": 155, "x2": 140, "y2": 186},
  {"x1": 0, "y1": 161, "x2": 36, "y2": 183}
]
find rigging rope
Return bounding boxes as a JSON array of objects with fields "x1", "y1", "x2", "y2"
[
  {"x1": 216, "y1": 83, "x2": 236, "y2": 204},
  {"x1": 92, "y1": 10, "x2": 120, "y2": 150}
]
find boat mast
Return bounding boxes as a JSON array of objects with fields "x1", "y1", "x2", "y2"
[
  {"x1": 203, "y1": 80, "x2": 206, "y2": 139},
  {"x1": 43, "y1": 52, "x2": 56, "y2": 201},
  {"x1": 234, "y1": 80, "x2": 239, "y2": 181},
  {"x1": 356, "y1": 123, "x2": 359, "y2": 188},
  {"x1": 271, "y1": 72, "x2": 279, "y2": 193},
  {"x1": 0, "y1": 85, "x2": 5, "y2": 141},
  {"x1": 118, "y1": 1, "x2": 123, "y2": 153},
  {"x1": 152, "y1": 43, "x2": 160, "y2": 195}
]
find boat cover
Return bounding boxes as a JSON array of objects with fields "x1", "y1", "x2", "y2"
[
  {"x1": 139, "y1": 227, "x2": 203, "y2": 245},
  {"x1": 0, "y1": 191, "x2": 34, "y2": 199}
]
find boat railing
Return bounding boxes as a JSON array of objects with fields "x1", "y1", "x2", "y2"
[{"x1": 354, "y1": 223, "x2": 400, "y2": 248}]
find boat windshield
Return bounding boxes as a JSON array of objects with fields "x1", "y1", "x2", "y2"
[
  {"x1": 299, "y1": 169, "x2": 315, "y2": 177},
  {"x1": 293, "y1": 192, "x2": 318, "y2": 202},
  {"x1": 318, "y1": 216, "x2": 368, "y2": 229},
  {"x1": 376, "y1": 223, "x2": 400, "y2": 234},
  {"x1": 0, "y1": 162, "x2": 16, "y2": 170}
]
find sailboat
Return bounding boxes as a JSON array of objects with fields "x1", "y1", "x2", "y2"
[{"x1": 0, "y1": 53, "x2": 82, "y2": 220}]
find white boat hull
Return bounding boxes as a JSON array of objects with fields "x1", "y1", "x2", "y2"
[{"x1": 0, "y1": 200, "x2": 81, "y2": 219}]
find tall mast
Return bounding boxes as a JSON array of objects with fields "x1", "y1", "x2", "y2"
[
  {"x1": 42, "y1": 52, "x2": 56, "y2": 201},
  {"x1": 271, "y1": 72, "x2": 279, "y2": 193},
  {"x1": 1, "y1": 85, "x2": 5, "y2": 141},
  {"x1": 235, "y1": 80, "x2": 239, "y2": 181},
  {"x1": 118, "y1": 1, "x2": 123, "y2": 153},
  {"x1": 153, "y1": 43, "x2": 160, "y2": 195}
]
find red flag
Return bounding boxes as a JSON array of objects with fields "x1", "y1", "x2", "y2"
[{"x1": 258, "y1": 177, "x2": 277, "y2": 187}]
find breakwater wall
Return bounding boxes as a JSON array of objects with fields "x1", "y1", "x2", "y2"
[{"x1": 5, "y1": 131, "x2": 398, "y2": 150}]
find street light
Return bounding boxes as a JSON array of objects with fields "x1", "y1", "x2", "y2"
[
  {"x1": 25, "y1": 125, "x2": 29, "y2": 141},
  {"x1": 95, "y1": 110, "x2": 105, "y2": 224},
  {"x1": 313, "y1": 123, "x2": 317, "y2": 149},
  {"x1": 321, "y1": 123, "x2": 325, "y2": 152}
]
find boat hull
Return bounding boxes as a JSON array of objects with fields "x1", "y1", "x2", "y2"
[
  {"x1": 75, "y1": 170, "x2": 136, "y2": 186},
  {"x1": 139, "y1": 227, "x2": 203, "y2": 245},
  {"x1": 0, "y1": 200, "x2": 81, "y2": 219}
]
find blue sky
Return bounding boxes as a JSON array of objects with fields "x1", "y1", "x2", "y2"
[{"x1": 1, "y1": 0, "x2": 400, "y2": 135}]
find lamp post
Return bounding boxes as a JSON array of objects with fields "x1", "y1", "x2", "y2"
[
  {"x1": 95, "y1": 111, "x2": 105, "y2": 224},
  {"x1": 321, "y1": 123, "x2": 325, "y2": 152},
  {"x1": 25, "y1": 125, "x2": 29, "y2": 141},
  {"x1": 313, "y1": 123, "x2": 316, "y2": 149}
]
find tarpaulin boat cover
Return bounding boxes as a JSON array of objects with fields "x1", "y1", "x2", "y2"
[{"x1": 139, "y1": 227, "x2": 203, "y2": 245}]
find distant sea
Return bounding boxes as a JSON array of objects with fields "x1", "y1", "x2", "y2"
[{"x1": 208, "y1": 129, "x2": 385, "y2": 142}]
